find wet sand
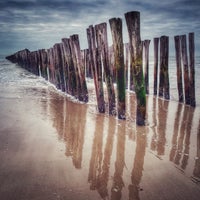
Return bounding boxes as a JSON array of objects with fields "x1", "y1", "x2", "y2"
[{"x1": 0, "y1": 82, "x2": 200, "y2": 200}]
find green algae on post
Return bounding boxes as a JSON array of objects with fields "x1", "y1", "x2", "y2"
[{"x1": 125, "y1": 11, "x2": 146, "y2": 126}]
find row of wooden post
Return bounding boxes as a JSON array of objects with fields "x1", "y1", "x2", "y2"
[
  {"x1": 174, "y1": 33, "x2": 196, "y2": 107},
  {"x1": 6, "y1": 11, "x2": 196, "y2": 126},
  {"x1": 151, "y1": 33, "x2": 195, "y2": 107},
  {"x1": 6, "y1": 11, "x2": 147, "y2": 125}
]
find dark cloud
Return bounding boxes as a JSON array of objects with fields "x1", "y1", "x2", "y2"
[{"x1": 0, "y1": 0, "x2": 199, "y2": 56}]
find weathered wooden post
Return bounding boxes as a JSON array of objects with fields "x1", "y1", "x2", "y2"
[
  {"x1": 174, "y1": 35, "x2": 184, "y2": 102},
  {"x1": 124, "y1": 43, "x2": 130, "y2": 89},
  {"x1": 29, "y1": 51, "x2": 40, "y2": 76},
  {"x1": 53, "y1": 43, "x2": 65, "y2": 91},
  {"x1": 62, "y1": 38, "x2": 77, "y2": 96},
  {"x1": 38, "y1": 49, "x2": 48, "y2": 80},
  {"x1": 47, "y1": 48, "x2": 56, "y2": 85},
  {"x1": 143, "y1": 40, "x2": 151, "y2": 94},
  {"x1": 87, "y1": 25, "x2": 105, "y2": 112},
  {"x1": 69, "y1": 36, "x2": 82, "y2": 100},
  {"x1": 21, "y1": 49, "x2": 30, "y2": 70},
  {"x1": 95, "y1": 23, "x2": 116, "y2": 115},
  {"x1": 36, "y1": 50, "x2": 42, "y2": 76},
  {"x1": 159, "y1": 36, "x2": 170, "y2": 100},
  {"x1": 70, "y1": 35, "x2": 88, "y2": 102},
  {"x1": 180, "y1": 35, "x2": 190, "y2": 105},
  {"x1": 109, "y1": 45, "x2": 116, "y2": 83},
  {"x1": 189, "y1": 32, "x2": 196, "y2": 107},
  {"x1": 153, "y1": 38, "x2": 159, "y2": 95},
  {"x1": 83, "y1": 49, "x2": 92, "y2": 78},
  {"x1": 109, "y1": 18, "x2": 126, "y2": 119},
  {"x1": 125, "y1": 11, "x2": 146, "y2": 126},
  {"x1": 59, "y1": 43, "x2": 68, "y2": 93}
]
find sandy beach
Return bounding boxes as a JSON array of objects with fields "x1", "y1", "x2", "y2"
[{"x1": 0, "y1": 61, "x2": 200, "y2": 200}]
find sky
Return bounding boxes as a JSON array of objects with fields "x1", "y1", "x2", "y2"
[{"x1": 0, "y1": 0, "x2": 200, "y2": 56}]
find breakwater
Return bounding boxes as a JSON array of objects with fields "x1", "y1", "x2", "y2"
[{"x1": 6, "y1": 11, "x2": 196, "y2": 125}]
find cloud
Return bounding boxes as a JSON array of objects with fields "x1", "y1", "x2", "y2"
[{"x1": 0, "y1": 0, "x2": 199, "y2": 55}]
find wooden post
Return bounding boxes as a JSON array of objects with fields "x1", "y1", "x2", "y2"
[
  {"x1": 59, "y1": 43, "x2": 68, "y2": 93},
  {"x1": 69, "y1": 36, "x2": 82, "y2": 100},
  {"x1": 47, "y1": 48, "x2": 56, "y2": 85},
  {"x1": 95, "y1": 23, "x2": 116, "y2": 115},
  {"x1": 53, "y1": 43, "x2": 65, "y2": 91},
  {"x1": 153, "y1": 38, "x2": 159, "y2": 95},
  {"x1": 180, "y1": 35, "x2": 190, "y2": 105},
  {"x1": 29, "y1": 51, "x2": 40, "y2": 76},
  {"x1": 38, "y1": 49, "x2": 48, "y2": 80},
  {"x1": 70, "y1": 35, "x2": 88, "y2": 102},
  {"x1": 174, "y1": 36, "x2": 184, "y2": 102},
  {"x1": 125, "y1": 11, "x2": 146, "y2": 126},
  {"x1": 21, "y1": 49, "x2": 30, "y2": 70},
  {"x1": 83, "y1": 49, "x2": 92, "y2": 78},
  {"x1": 159, "y1": 36, "x2": 170, "y2": 100},
  {"x1": 125, "y1": 43, "x2": 129, "y2": 89},
  {"x1": 109, "y1": 45, "x2": 116, "y2": 83},
  {"x1": 164, "y1": 36, "x2": 170, "y2": 100},
  {"x1": 87, "y1": 25, "x2": 105, "y2": 112},
  {"x1": 143, "y1": 40, "x2": 151, "y2": 94},
  {"x1": 189, "y1": 32, "x2": 196, "y2": 107},
  {"x1": 62, "y1": 38, "x2": 77, "y2": 96},
  {"x1": 109, "y1": 18, "x2": 126, "y2": 120}
]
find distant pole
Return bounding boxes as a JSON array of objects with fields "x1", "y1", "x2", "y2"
[
  {"x1": 174, "y1": 35, "x2": 184, "y2": 102},
  {"x1": 125, "y1": 11, "x2": 146, "y2": 126},
  {"x1": 59, "y1": 43, "x2": 68, "y2": 93},
  {"x1": 47, "y1": 48, "x2": 56, "y2": 85},
  {"x1": 53, "y1": 43, "x2": 65, "y2": 91},
  {"x1": 125, "y1": 43, "x2": 129, "y2": 89},
  {"x1": 153, "y1": 38, "x2": 159, "y2": 95},
  {"x1": 159, "y1": 36, "x2": 170, "y2": 100},
  {"x1": 109, "y1": 17, "x2": 126, "y2": 120},
  {"x1": 180, "y1": 35, "x2": 190, "y2": 105},
  {"x1": 143, "y1": 40, "x2": 151, "y2": 94},
  {"x1": 189, "y1": 32, "x2": 196, "y2": 107},
  {"x1": 38, "y1": 49, "x2": 48, "y2": 80}
]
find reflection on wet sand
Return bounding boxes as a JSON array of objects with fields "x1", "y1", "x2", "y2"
[
  {"x1": 88, "y1": 116, "x2": 116, "y2": 199},
  {"x1": 111, "y1": 124, "x2": 126, "y2": 200},
  {"x1": 150, "y1": 98, "x2": 168, "y2": 156},
  {"x1": 38, "y1": 89, "x2": 200, "y2": 199},
  {"x1": 169, "y1": 104, "x2": 183, "y2": 162},
  {"x1": 193, "y1": 119, "x2": 200, "y2": 182},
  {"x1": 129, "y1": 129, "x2": 146, "y2": 200},
  {"x1": 64, "y1": 103, "x2": 86, "y2": 169},
  {"x1": 170, "y1": 105, "x2": 195, "y2": 170},
  {"x1": 49, "y1": 93, "x2": 87, "y2": 169}
]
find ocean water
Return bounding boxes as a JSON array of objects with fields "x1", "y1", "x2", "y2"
[
  {"x1": 148, "y1": 55, "x2": 200, "y2": 106},
  {"x1": 0, "y1": 55, "x2": 200, "y2": 200},
  {"x1": 1, "y1": 55, "x2": 200, "y2": 106}
]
